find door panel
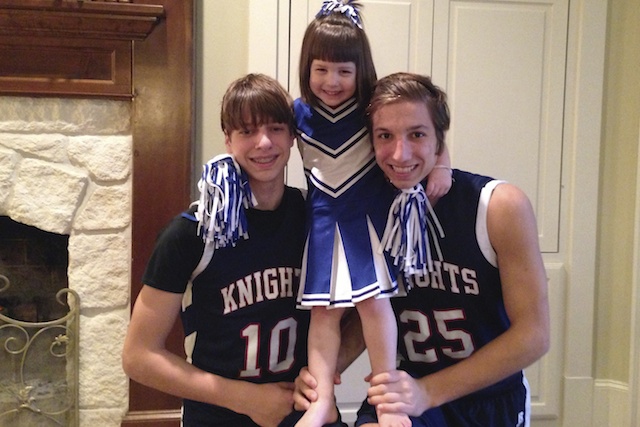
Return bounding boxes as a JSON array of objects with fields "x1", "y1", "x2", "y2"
[
  {"x1": 431, "y1": 2, "x2": 568, "y2": 418},
  {"x1": 434, "y1": 0, "x2": 568, "y2": 252}
]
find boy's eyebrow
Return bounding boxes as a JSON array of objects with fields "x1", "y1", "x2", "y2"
[
  {"x1": 236, "y1": 119, "x2": 286, "y2": 128},
  {"x1": 372, "y1": 126, "x2": 389, "y2": 132},
  {"x1": 372, "y1": 123, "x2": 429, "y2": 133}
]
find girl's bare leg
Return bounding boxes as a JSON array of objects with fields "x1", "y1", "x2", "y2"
[
  {"x1": 356, "y1": 297, "x2": 411, "y2": 427},
  {"x1": 295, "y1": 306, "x2": 344, "y2": 427}
]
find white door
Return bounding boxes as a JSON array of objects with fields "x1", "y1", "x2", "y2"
[
  {"x1": 432, "y1": 3, "x2": 569, "y2": 419},
  {"x1": 434, "y1": 0, "x2": 568, "y2": 253}
]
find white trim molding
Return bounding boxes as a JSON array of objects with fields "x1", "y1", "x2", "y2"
[{"x1": 559, "y1": 0, "x2": 608, "y2": 424}]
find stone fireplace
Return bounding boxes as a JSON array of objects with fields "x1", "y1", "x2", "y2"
[
  {"x1": 0, "y1": 2, "x2": 193, "y2": 424},
  {"x1": 0, "y1": 95, "x2": 133, "y2": 426}
]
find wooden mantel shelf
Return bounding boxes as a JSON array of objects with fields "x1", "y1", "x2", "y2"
[
  {"x1": 0, "y1": 0, "x2": 165, "y2": 99},
  {"x1": 0, "y1": 0, "x2": 164, "y2": 40}
]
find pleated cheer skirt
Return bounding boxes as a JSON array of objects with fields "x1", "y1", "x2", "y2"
[{"x1": 297, "y1": 171, "x2": 404, "y2": 308}]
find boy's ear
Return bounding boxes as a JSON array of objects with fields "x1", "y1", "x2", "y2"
[{"x1": 224, "y1": 131, "x2": 232, "y2": 152}]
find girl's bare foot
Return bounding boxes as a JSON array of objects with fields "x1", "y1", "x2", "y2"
[{"x1": 295, "y1": 398, "x2": 338, "y2": 427}]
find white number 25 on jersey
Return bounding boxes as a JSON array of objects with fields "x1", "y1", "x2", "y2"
[{"x1": 400, "y1": 309, "x2": 475, "y2": 363}]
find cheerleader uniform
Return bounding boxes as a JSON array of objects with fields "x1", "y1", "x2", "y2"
[{"x1": 294, "y1": 97, "x2": 400, "y2": 307}]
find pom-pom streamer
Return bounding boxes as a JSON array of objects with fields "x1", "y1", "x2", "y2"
[
  {"x1": 380, "y1": 184, "x2": 444, "y2": 277},
  {"x1": 194, "y1": 154, "x2": 254, "y2": 249},
  {"x1": 316, "y1": 0, "x2": 363, "y2": 29}
]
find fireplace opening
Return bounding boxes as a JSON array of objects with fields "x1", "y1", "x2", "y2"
[
  {"x1": 0, "y1": 216, "x2": 79, "y2": 426},
  {"x1": 0, "y1": 216, "x2": 69, "y2": 322}
]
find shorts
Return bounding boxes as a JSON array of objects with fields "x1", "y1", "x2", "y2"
[{"x1": 440, "y1": 377, "x2": 530, "y2": 427}]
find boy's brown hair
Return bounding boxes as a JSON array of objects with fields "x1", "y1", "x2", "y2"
[
  {"x1": 220, "y1": 73, "x2": 295, "y2": 134},
  {"x1": 367, "y1": 72, "x2": 450, "y2": 155}
]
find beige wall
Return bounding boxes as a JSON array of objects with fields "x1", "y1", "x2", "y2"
[
  {"x1": 195, "y1": 0, "x2": 249, "y2": 190},
  {"x1": 596, "y1": 0, "x2": 640, "y2": 381}
]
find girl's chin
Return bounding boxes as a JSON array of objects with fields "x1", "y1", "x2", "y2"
[{"x1": 319, "y1": 95, "x2": 347, "y2": 107}]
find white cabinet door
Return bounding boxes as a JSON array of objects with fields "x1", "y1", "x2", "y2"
[
  {"x1": 433, "y1": 0, "x2": 569, "y2": 252},
  {"x1": 288, "y1": 0, "x2": 435, "y2": 91},
  {"x1": 283, "y1": 0, "x2": 567, "y2": 254},
  {"x1": 431, "y1": 2, "x2": 568, "y2": 419}
]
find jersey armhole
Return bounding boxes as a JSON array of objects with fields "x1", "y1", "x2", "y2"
[
  {"x1": 182, "y1": 242, "x2": 215, "y2": 312},
  {"x1": 475, "y1": 180, "x2": 506, "y2": 267}
]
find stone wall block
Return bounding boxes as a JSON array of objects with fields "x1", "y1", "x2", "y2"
[
  {"x1": 80, "y1": 409, "x2": 128, "y2": 427},
  {"x1": 68, "y1": 233, "x2": 130, "y2": 308},
  {"x1": 78, "y1": 312, "x2": 129, "y2": 409},
  {"x1": 74, "y1": 183, "x2": 132, "y2": 231},
  {"x1": 0, "y1": 97, "x2": 131, "y2": 134},
  {"x1": 0, "y1": 133, "x2": 68, "y2": 163},
  {"x1": 8, "y1": 158, "x2": 88, "y2": 234},
  {"x1": 68, "y1": 136, "x2": 132, "y2": 181},
  {"x1": 0, "y1": 95, "x2": 134, "y2": 426},
  {"x1": 0, "y1": 148, "x2": 19, "y2": 211}
]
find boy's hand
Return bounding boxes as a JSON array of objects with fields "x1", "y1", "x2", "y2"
[
  {"x1": 248, "y1": 382, "x2": 296, "y2": 427},
  {"x1": 367, "y1": 370, "x2": 431, "y2": 417},
  {"x1": 293, "y1": 367, "x2": 342, "y2": 411}
]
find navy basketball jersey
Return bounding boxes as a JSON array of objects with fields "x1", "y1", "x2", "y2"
[
  {"x1": 392, "y1": 170, "x2": 523, "y2": 394},
  {"x1": 142, "y1": 187, "x2": 308, "y2": 426}
]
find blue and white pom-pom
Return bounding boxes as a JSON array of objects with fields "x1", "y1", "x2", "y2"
[
  {"x1": 316, "y1": 0, "x2": 363, "y2": 29},
  {"x1": 380, "y1": 184, "x2": 444, "y2": 277},
  {"x1": 194, "y1": 154, "x2": 255, "y2": 249}
]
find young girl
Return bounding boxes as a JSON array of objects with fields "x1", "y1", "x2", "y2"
[{"x1": 294, "y1": 2, "x2": 452, "y2": 427}]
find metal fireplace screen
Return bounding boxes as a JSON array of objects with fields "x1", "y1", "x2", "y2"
[{"x1": 0, "y1": 275, "x2": 79, "y2": 426}]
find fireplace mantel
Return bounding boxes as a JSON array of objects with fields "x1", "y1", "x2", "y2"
[{"x1": 0, "y1": 0, "x2": 165, "y2": 99}]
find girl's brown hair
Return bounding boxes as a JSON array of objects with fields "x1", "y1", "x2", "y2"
[{"x1": 299, "y1": 2, "x2": 376, "y2": 107}]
